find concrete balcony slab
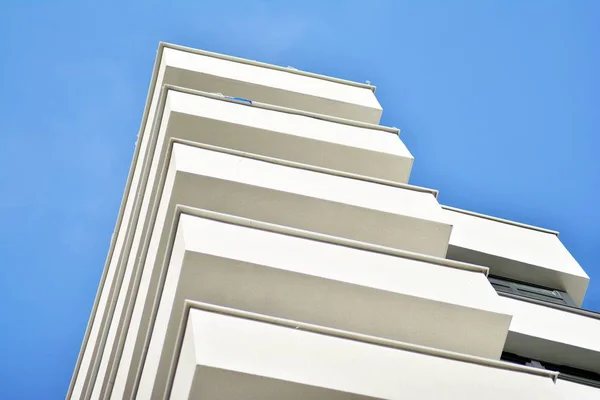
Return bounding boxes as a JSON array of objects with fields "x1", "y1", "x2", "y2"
[
  {"x1": 500, "y1": 294, "x2": 600, "y2": 374},
  {"x1": 161, "y1": 307, "x2": 560, "y2": 400},
  {"x1": 442, "y1": 206, "x2": 589, "y2": 306},
  {"x1": 136, "y1": 213, "x2": 510, "y2": 398},
  {"x1": 103, "y1": 143, "x2": 452, "y2": 399}
]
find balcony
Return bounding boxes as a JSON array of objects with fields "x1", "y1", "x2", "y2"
[
  {"x1": 163, "y1": 89, "x2": 413, "y2": 183},
  {"x1": 107, "y1": 143, "x2": 454, "y2": 399},
  {"x1": 441, "y1": 206, "x2": 589, "y2": 305},
  {"x1": 70, "y1": 44, "x2": 398, "y2": 399},
  {"x1": 498, "y1": 294, "x2": 600, "y2": 374},
  {"x1": 134, "y1": 212, "x2": 511, "y2": 398},
  {"x1": 159, "y1": 306, "x2": 560, "y2": 400},
  {"x1": 76, "y1": 87, "x2": 413, "y2": 398},
  {"x1": 169, "y1": 143, "x2": 450, "y2": 255},
  {"x1": 159, "y1": 43, "x2": 383, "y2": 123},
  {"x1": 81, "y1": 88, "x2": 428, "y2": 397}
]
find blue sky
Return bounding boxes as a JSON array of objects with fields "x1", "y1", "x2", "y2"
[{"x1": 0, "y1": 1, "x2": 599, "y2": 398}]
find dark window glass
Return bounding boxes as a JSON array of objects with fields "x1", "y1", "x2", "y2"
[
  {"x1": 501, "y1": 352, "x2": 600, "y2": 388},
  {"x1": 488, "y1": 276, "x2": 577, "y2": 307}
]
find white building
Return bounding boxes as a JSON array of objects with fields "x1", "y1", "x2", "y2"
[{"x1": 68, "y1": 42, "x2": 600, "y2": 399}]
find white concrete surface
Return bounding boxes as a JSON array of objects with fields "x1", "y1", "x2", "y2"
[
  {"x1": 108, "y1": 155, "x2": 181, "y2": 400},
  {"x1": 499, "y1": 295, "x2": 600, "y2": 373},
  {"x1": 71, "y1": 41, "x2": 599, "y2": 400},
  {"x1": 163, "y1": 308, "x2": 561, "y2": 400},
  {"x1": 108, "y1": 143, "x2": 453, "y2": 399},
  {"x1": 162, "y1": 44, "x2": 383, "y2": 123},
  {"x1": 87, "y1": 88, "x2": 416, "y2": 399},
  {"x1": 70, "y1": 42, "x2": 389, "y2": 399},
  {"x1": 171, "y1": 143, "x2": 451, "y2": 255},
  {"x1": 166, "y1": 89, "x2": 413, "y2": 183},
  {"x1": 442, "y1": 206, "x2": 589, "y2": 305},
  {"x1": 557, "y1": 379, "x2": 600, "y2": 400},
  {"x1": 136, "y1": 213, "x2": 510, "y2": 398},
  {"x1": 67, "y1": 58, "x2": 169, "y2": 400}
]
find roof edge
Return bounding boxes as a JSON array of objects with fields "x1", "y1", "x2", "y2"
[{"x1": 159, "y1": 41, "x2": 378, "y2": 93}]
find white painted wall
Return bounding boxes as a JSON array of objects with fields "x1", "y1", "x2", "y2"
[
  {"x1": 556, "y1": 380, "x2": 600, "y2": 400},
  {"x1": 162, "y1": 46, "x2": 383, "y2": 123},
  {"x1": 169, "y1": 317, "x2": 197, "y2": 400},
  {"x1": 166, "y1": 309, "x2": 561, "y2": 400}
]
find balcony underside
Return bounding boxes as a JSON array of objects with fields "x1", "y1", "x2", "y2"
[
  {"x1": 557, "y1": 379, "x2": 600, "y2": 400},
  {"x1": 164, "y1": 89, "x2": 413, "y2": 184},
  {"x1": 170, "y1": 144, "x2": 450, "y2": 256},
  {"x1": 137, "y1": 213, "x2": 510, "y2": 398},
  {"x1": 108, "y1": 143, "x2": 453, "y2": 399},
  {"x1": 164, "y1": 308, "x2": 560, "y2": 400},
  {"x1": 442, "y1": 206, "x2": 589, "y2": 305},
  {"x1": 161, "y1": 44, "x2": 383, "y2": 123},
  {"x1": 500, "y1": 295, "x2": 600, "y2": 374},
  {"x1": 69, "y1": 43, "x2": 402, "y2": 399}
]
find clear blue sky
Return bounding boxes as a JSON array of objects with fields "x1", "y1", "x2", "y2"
[{"x1": 0, "y1": 1, "x2": 599, "y2": 398}]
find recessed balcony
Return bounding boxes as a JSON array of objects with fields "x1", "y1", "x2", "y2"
[
  {"x1": 441, "y1": 206, "x2": 589, "y2": 306},
  {"x1": 499, "y1": 294, "x2": 600, "y2": 374}
]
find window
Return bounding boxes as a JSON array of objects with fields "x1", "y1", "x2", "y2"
[{"x1": 489, "y1": 276, "x2": 577, "y2": 307}]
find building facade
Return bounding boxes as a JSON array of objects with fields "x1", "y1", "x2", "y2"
[{"x1": 68, "y1": 42, "x2": 600, "y2": 399}]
